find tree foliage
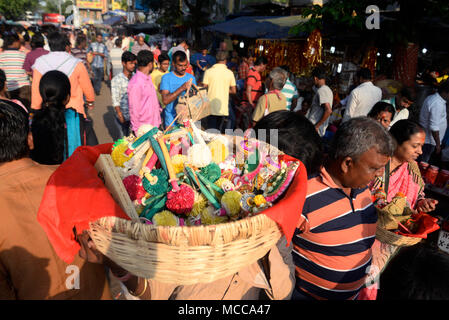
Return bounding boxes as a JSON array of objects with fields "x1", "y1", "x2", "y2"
[
  {"x1": 41, "y1": 0, "x2": 73, "y2": 16},
  {"x1": 156, "y1": 0, "x2": 183, "y2": 27},
  {"x1": 0, "y1": 0, "x2": 40, "y2": 20},
  {"x1": 290, "y1": 0, "x2": 449, "y2": 45}
]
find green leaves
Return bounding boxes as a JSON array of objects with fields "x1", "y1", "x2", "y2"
[{"x1": 0, "y1": 0, "x2": 39, "y2": 20}]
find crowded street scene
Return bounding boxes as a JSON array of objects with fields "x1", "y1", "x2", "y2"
[{"x1": 1, "y1": 0, "x2": 449, "y2": 310}]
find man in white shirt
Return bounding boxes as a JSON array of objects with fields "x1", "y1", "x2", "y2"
[
  {"x1": 110, "y1": 38, "x2": 125, "y2": 78},
  {"x1": 342, "y1": 68, "x2": 382, "y2": 122},
  {"x1": 419, "y1": 81, "x2": 449, "y2": 163},
  {"x1": 306, "y1": 67, "x2": 333, "y2": 137}
]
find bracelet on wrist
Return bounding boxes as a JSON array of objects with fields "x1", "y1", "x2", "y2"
[{"x1": 129, "y1": 278, "x2": 148, "y2": 297}]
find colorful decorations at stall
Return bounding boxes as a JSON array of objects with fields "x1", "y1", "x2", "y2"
[
  {"x1": 303, "y1": 29, "x2": 322, "y2": 68},
  {"x1": 361, "y1": 46, "x2": 378, "y2": 79},
  {"x1": 254, "y1": 39, "x2": 307, "y2": 76},
  {"x1": 109, "y1": 121, "x2": 301, "y2": 227}
]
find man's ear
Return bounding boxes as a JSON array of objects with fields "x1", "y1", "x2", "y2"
[
  {"x1": 340, "y1": 156, "x2": 353, "y2": 174},
  {"x1": 27, "y1": 132, "x2": 34, "y2": 150}
]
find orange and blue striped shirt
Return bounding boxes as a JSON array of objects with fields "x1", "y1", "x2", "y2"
[{"x1": 292, "y1": 167, "x2": 377, "y2": 300}]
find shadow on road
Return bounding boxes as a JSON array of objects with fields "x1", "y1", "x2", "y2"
[{"x1": 103, "y1": 106, "x2": 122, "y2": 142}]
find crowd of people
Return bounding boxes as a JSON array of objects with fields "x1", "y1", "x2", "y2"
[{"x1": 1, "y1": 25, "x2": 449, "y2": 301}]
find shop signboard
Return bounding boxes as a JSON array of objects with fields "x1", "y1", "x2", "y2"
[
  {"x1": 76, "y1": 0, "x2": 103, "y2": 9},
  {"x1": 43, "y1": 13, "x2": 65, "y2": 23}
]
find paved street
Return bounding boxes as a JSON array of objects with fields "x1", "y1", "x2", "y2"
[{"x1": 87, "y1": 80, "x2": 119, "y2": 145}]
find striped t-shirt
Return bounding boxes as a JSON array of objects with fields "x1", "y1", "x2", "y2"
[
  {"x1": 281, "y1": 79, "x2": 299, "y2": 110},
  {"x1": 0, "y1": 50, "x2": 30, "y2": 91},
  {"x1": 292, "y1": 167, "x2": 377, "y2": 300}
]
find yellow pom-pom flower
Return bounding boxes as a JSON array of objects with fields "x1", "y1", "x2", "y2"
[
  {"x1": 221, "y1": 191, "x2": 242, "y2": 218},
  {"x1": 253, "y1": 195, "x2": 267, "y2": 207},
  {"x1": 190, "y1": 191, "x2": 207, "y2": 217},
  {"x1": 152, "y1": 210, "x2": 179, "y2": 226},
  {"x1": 214, "y1": 178, "x2": 233, "y2": 200},
  {"x1": 200, "y1": 206, "x2": 228, "y2": 225},
  {"x1": 111, "y1": 141, "x2": 132, "y2": 167},
  {"x1": 171, "y1": 154, "x2": 187, "y2": 175}
]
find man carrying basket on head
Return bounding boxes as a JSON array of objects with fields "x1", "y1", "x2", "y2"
[
  {"x1": 76, "y1": 111, "x2": 323, "y2": 300},
  {"x1": 160, "y1": 51, "x2": 196, "y2": 130}
]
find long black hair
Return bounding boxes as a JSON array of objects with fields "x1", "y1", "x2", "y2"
[{"x1": 30, "y1": 70, "x2": 71, "y2": 165}]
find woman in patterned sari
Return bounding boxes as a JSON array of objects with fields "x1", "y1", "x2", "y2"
[
  {"x1": 360, "y1": 119, "x2": 438, "y2": 300},
  {"x1": 370, "y1": 119, "x2": 437, "y2": 212}
]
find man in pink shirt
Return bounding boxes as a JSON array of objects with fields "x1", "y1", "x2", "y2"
[{"x1": 127, "y1": 50, "x2": 161, "y2": 133}]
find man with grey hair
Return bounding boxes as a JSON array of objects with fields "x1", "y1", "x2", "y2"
[
  {"x1": 252, "y1": 67, "x2": 287, "y2": 125},
  {"x1": 202, "y1": 50, "x2": 236, "y2": 132},
  {"x1": 292, "y1": 117, "x2": 395, "y2": 300}
]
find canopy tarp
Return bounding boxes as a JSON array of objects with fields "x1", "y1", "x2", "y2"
[
  {"x1": 103, "y1": 15, "x2": 125, "y2": 26},
  {"x1": 204, "y1": 15, "x2": 308, "y2": 39}
]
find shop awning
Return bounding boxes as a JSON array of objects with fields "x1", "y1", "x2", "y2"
[
  {"x1": 204, "y1": 15, "x2": 308, "y2": 39},
  {"x1": 103, "y1": 15, "x2": 125, "y2": 26}
]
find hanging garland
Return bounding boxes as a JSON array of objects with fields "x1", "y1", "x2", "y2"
[
  {"x1": 303, "y1": 29, "x2": 322, "y2": 68},
  {"x1": 361, "y1": 46, "x2": 378, "y2": 78}
]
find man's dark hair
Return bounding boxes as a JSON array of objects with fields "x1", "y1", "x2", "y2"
[
  {"x1": 312, "y1": 66, "x2": 326, "y2": 80},
  {"x1": 0, "y1": 101, "x2": 29, "y2": 162},
  {"x1": 378, "y1": 242, "x2": 449, "y2": 300},
  {"x1": 328, "y1": 117, "x2": 395, "y2": 162},
  {"x1": 438, "y1": 80, "x2": 449, "y2": 94},
  {"x1": 122, "y1": 51, "x2": 136, "y2": 63},
  {"x1": 75, "y1": 34, "x2": 87, "y2": 47},
  {"x1": 254, "y1": 56, "x2": 268, "y2": 66},
  {"x1": 367, "y1": 101, "x2": 395, "y2": 119},
  {"x1": 173, "y1": 50, "x2": 187, "y2": 63},
  {"x1": 280, "y1": 65, "x2": 290, "y2": 74},
  {"x1": 0, "y1": 69, "x2": 6, "y2": 91},
  {"x1": 47, "y1": 32, "x2": 69, "y2": 52},
  {"x1": 3, "y1": 32, "x2": 20, "y2": 48},
  {"x1": 357, "y1": 67, "x2": 372, "y2": 81},
  {"x1": 253, "y1": 110, "x2": 323, "y2": 176},
  {"x1": 241, "y1": 51, "x2": 253, "y2": 59},
  {"x1": 115, "y1": 38, "x2": 122, "y2": 47},
  {"x1": 30, "y1": 32, "x2": 45, "y2": 50},
  {"x1": 400, "y1": 86, "x2": 415, "y2": 102},
  {"x1": 158, "y1": 52, "x2": 169, "y2": 64},
  {"x1": 136, "y1": 50, "x2": 154, "y2": 67}
]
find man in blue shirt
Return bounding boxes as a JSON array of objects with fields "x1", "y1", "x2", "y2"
[
  {"x1": 192, "y1": 48, "x2": 215, "y2": 83},
  {"x1": 160, "y1": 50, "x2": 196, "y2": 129},
  {"x1": 87, "y1": 33, "x2": 109, "y2": 95}
]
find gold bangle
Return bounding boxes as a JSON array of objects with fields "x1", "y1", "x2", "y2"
[{"x1": 130, "y1": 278, "x2": 147, "y2": 297}]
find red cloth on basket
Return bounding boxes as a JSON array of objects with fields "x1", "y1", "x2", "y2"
[
  {"x1": 262, "y1": 155, "x2": 308, "y2": 246},
  {"x1": 37, "y1": 144, "x2": 131, "y2": 264},
  {"x1": 395, "y1": 212, "x2": 440, "y2": 238}
]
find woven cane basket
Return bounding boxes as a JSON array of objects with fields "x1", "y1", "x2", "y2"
[
  {"x1": 375, "y1": 205, "x2": 422, "y2": 247},
  {"x1": 89, "y1": 130, "x2": 291, "y2": 284},
  {"x1": 375, "y1": 225, "x2": 422, "y2": 247}
]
